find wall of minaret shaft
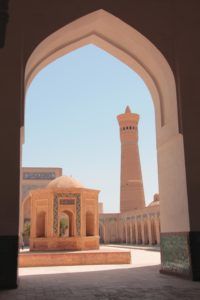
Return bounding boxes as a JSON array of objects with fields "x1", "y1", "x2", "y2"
[{"x1": 117, "y1": 106, "x2": 145, "y2": 213}]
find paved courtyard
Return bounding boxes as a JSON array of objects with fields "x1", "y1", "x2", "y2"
[{"x1": 1, "y1": 246, "x2": 200, "y2": 299}]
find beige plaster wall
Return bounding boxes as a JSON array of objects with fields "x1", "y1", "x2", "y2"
[{"x1": 158, "y1": 134, "x2": 189, "y2": 232}]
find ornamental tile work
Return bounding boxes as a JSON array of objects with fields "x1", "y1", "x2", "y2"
[
  {"x1": 76, "y1": 194, "x2": 81, "y2": 236},
  {"x1": 60, "y1": 199, "x2": 75, "y2": 205},
  {"x1": 161, "y1": 233, "x2": 190, "y2": 275},
  {"x1": 23, "y1": 172, "x2": 56, "y2": 180},
  {"x1": 53, "y1": 193, "x2": 81, "y2": 236},
  {"x1": 53, "y1": 195, "x2": 59, "y2": 235}
]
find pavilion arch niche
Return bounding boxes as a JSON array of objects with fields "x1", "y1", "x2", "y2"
[
  {"x1": 86, "y1": 211, "x2": 95, "y2": 237},
  {"x1": 59, "y1": 210, "x2": 74, "y2": 237},
  {"x1": 24, "y1": 9, "x2": 190, "y2": 272},
  {"x1": 36, "y1": 211, "x2": 46, "y2": 238}
]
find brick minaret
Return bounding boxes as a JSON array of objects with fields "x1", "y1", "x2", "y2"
[{"x1": 117, "y1": 106, "x2": 145, "y2": 212}]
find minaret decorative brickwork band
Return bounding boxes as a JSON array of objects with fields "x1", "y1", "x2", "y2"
[{"x1": 117, "y1": 106, "x2": 145, "y2": 213}]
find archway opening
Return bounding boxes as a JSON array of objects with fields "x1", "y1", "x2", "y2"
[
  {"x1": 22, "y1": 42, "x2": 159, "y2": 247},
  {"x1": 86, "y1": 212, "x2": 95, "y2": 236},
  {"x1": 20, "y1": 9, "x2": 190, "y2": 278},
  {"x1": 60, "y1": 210, "x2": 74, "y2": 237},
  {"x1": 36, "y1": 211, "x2": 46, "y2": 238},
  {"x1": 59, "y1": 213, "x2": 69, "y2": 237}
]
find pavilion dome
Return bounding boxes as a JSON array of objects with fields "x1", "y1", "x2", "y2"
[{"x1": 47, "y1": 175, "x2": 85, "y2": 189}]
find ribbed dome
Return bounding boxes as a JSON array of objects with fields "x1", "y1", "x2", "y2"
[{"x1": 47, "y1": 175, "x2": 84, "y2": 189}]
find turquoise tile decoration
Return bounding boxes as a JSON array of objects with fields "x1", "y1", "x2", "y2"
[{"x1": 161, "y1": 234, "x2": 191, "y2": 275}]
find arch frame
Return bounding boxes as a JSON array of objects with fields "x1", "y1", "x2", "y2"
[
  {"x1": 24, "y1": 9, "x2": 191, "y2": 276},
  {"x1": 25, "y1": 9, "x2": 189, "y2": 234},
  {"x1": 25, "y1": 9, "x2": 177, "y2": 139}
]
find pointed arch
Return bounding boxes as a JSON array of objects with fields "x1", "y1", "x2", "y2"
[
  {"x1": 24, "y1": 9, "x2": 189, "y2": 237},
  {"x1": 25, "y1": 9, "x2": 176, "y2": 133}
]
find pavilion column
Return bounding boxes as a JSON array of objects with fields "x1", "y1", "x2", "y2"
[
  {"x1": 132, "y1": 221, "x2": 136, "y2": 244},
  {"x1": 103, "y1": 225, "x2": 106, "y2": 243},
  {"x1": 125, "y1": 222, "x2": 128, "y2": 244},
  {"x1": 105, "y1": 222, "x2": 109, "y2": 244},
  {"x1": 120, "y1": 222, "x2": 122, "y2": 243},
  {"x1": 117, "y1": 219, "x2": 120, "y2": 243},
  {"x1": 122, "y1": 222, "x2": 124, "y2": 243},
  {"x1": 108, "y1": 223, "x2": 111, "y2": 244},
  {"x1": 130, "y1": 221, "x2": 133, "y2": 244},
  {"x1": 107, "y1": 222, "x2": 110, "y2": 244},
  {"x1": 135, "y1": 219, "x2": 139, "y2": 244},
  {"x1": 141, "y1": 219, "x2": 145, "y2": 244},
  {"x1": 147, "y1": 216, "x2": 153, "y2": 245},
  {"x1": 104, "y1": 222, "x2": 107, "y2": 244},
  {"x1": 128, "y1": 222, "x2": 130, "y2": 244},
  {"x1": 115, "y1": 221, "x2": 118, "y2": 243},
  {"x1": 118, "y1": 222, "x2": 121, "y2": 243},
  {"x1": 114, "y1": 222, "x2": 117, "y2": 242}
]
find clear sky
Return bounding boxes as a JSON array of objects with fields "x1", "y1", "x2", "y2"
[{"x1": 23, "y1": 44, "x2": 158, "y2": 213}]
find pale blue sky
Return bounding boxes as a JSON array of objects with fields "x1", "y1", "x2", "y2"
[{"x1": 23, "y1": 44, "x2": 158, "y2": 213}]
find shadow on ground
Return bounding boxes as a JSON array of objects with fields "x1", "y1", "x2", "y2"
[{"x1": 1, "y1": 265, "x2": 200, "y2": 299}]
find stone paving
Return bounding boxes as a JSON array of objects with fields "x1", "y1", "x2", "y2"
[{"x1": 1, "y1": 246, "x2": 200, "y2": 299}]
